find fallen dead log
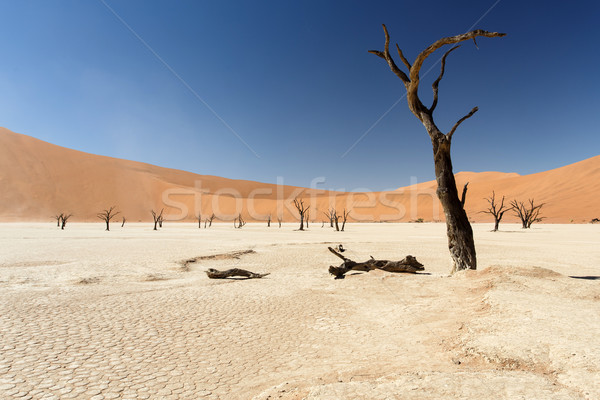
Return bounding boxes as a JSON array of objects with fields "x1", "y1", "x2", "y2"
[
  {"x1": 205, "y1": 268, "x2": 270, "y2": 279},
  {"x1": 327, "y1": 246, "x2": 424, "y2": 279}
]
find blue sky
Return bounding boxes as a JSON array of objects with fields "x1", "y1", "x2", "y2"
[{"x1": 1, "y1": 0, "x2": 599, "y2": 191}]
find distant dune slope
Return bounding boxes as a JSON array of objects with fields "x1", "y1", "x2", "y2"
[{"x1": 1, "y1": 127, "x2": 598, "y2": 223}]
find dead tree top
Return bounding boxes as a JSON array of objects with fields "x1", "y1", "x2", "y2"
[{"x1": 368, "y1": 25, "x2": 506, "y2": 138}]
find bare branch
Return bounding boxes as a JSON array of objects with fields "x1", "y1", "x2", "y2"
[
  {"x1": 447, "y1": 107, "x2": 478, "y2": 140},
  {"x1": 395, "y1": 43, "x2": 411, "y2": 70},
  {"x1": 410, "y1": 30, "x2": 506, "y2": 92},
  {"x1": 368, "y1": 24, "x2": 410, "y2": 85},
  {"x1": 430, "y1": 45, "x2": 460, "y2": 113},
  {"x1": 460, "y1": 182, "x2": 469, "y2": 208}
]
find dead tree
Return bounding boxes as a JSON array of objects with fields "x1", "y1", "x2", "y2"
[
  {"x1": 151, "y1": 209, "x2": 164, "y2": 231},
  {"x1": 198, "y1": 214, "x2": 202, "y2": 228},
  {"x1": 205, "y1": 268, "x2": 269, "y2": 279},
  {"x1": 340, "y1": 209, "x2": 350, "y2": 232},
  {"x1": 267, "y1": 214, "x2": 271, "y2": 227},
  {"x1": 234, "y1": 214, "x2": 246, "y2": 229},
  {"x1": 333, "y1": 210, "x2": 340, "y2": 231},
  {"x1": 328, "y1": 246, "x2": 424, "y2": 279},
  {"x1": 511, "y1": 199, "x2": 545, "y2": 229},
  {"x1": 61, "y1": 213, "x2": 73, "y2": 230},
  {"x1": 323, "y1": 209, "x2": 335, "y2": 228},
  {"x1": 278, "y1": 217, "x2": 282, "y2": 228},
  {"x1": 369, "y1": 25, "x2": 505, "y2": 272},
  {"x1": 121, "y1": 217, "x2": 126, "y2": 227},
  {"x1": 97, "y1": 207, "x2": 120, "y2": 231},
  {"x1": 209, "y1": 213, "x2": 215, "y2": 227},
  {"x1": 480, "y1": 191, "x2": 512, "y2": 231},
  {"x1": 293, "y1": 199, "x2": 309, "y2": 231},
  {"x1": 54, "y1": 213, "x2": 63, "y2": 227},
  {"x1": 158, "y1": 214, "x2": 164, "y2": 228}
]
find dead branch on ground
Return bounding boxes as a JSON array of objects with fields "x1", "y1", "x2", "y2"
[
  {"x1": 205, "y1": 268, "x2": 269, "y2": 279},
  {"x1": 328, "y1": 246, "x2": 424, "y2": 279}
]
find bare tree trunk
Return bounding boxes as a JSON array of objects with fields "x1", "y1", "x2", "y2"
[
  {"x1": 121, "y1": 217, "x2": 126, "y2": 227},
  {"x1": 432, "y1": 141, "x2": 476, "y2": 273}
]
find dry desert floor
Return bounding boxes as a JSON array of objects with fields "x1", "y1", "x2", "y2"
[{"x1": 0, "y1": 222, "x2": 599, "y2": 399}]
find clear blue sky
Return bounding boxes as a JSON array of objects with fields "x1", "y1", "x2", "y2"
[{"x1": 1, "y1": 0, "x2": 599, "y2": 191}]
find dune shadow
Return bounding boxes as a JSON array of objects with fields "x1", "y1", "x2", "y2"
[{"x1": 569, "y1": 275, "x2": 600, "y2": 280}]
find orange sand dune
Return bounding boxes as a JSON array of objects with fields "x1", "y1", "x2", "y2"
[{"x1": 1, "y1": 127, "x2": 598, "y2": 223}]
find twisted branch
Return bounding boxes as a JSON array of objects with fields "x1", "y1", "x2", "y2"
[
  {"x1": 409, "y1": 30, "x2": 506, "y2": 95},
  {"x1": 368, "y1": 25, "x2": 409, "y2": 85},
  {"x1": 430, "y1": 45, "x2": 460, "y2": 113},
  {"x1": 447, "y1": 107, "x2": 478, "y2": 140}
]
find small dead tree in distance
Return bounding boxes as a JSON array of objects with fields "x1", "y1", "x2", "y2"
[
  {"x1": 209, "y1": 213, "x2": 215, "y2": 227},
  {"x1": 323, "y1": 209, "x2": 335, "y2": 228},
  {"x1": 61, "y1": 213, "x2": 73, "y2": 230},
  {"x1": 234, "y1": 214, "x2": 246, "y2": 229},
  {"x1": 511, "y1": 199, "x2": 545, "y2": 229},
  {"x1": 333, "y1": 210, "x2": 340, "y2": 231},
  {"x1": 293, "y1": 199, "x2": 309, "y2": 231},
  {"x1": 340, "y1": 209, "x2": 350, "y2": 232},
  {"x1": 54, "y1": 213, "x2": 63, "y2": 227},
  {"x1": 97, "y1": 207, "x2": 120, "y2": 231},
  {"x1": 369, "y1": 25, "x2": 505, "y2": 272},
  {"x1": 121, "y1": 217, "x2": 126, "y2": 227},
  {"x1": 198, "y1": 214, "x2": 202, "y2": 228},
  {"x1": 480, "y1": 191, "x2": 512, "y2": 231},
  {"x1": 151, "y1": 209, "x2": 164, "y2": 231},
  {"x1": 278, "y1": 217, "x2": 282, "y2": 228}
]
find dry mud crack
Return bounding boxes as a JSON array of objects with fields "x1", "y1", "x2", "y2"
[{"x1": 1, "y1": 224, "x2": 598, "y2": 399}]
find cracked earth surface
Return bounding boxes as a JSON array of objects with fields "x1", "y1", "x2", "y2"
[{"x1": 1, "y1": 223, "x2": 598, "y2": 399}]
